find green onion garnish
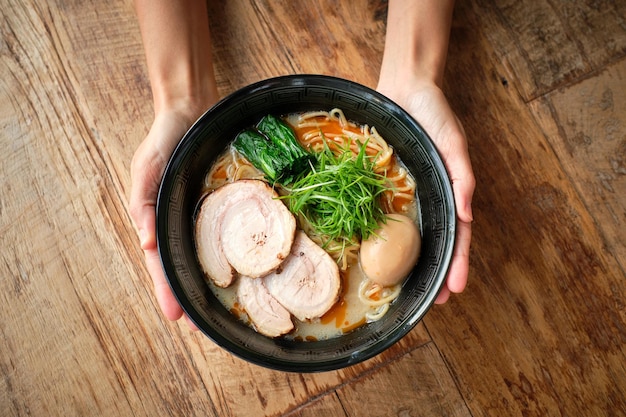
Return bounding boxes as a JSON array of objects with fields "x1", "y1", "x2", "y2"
[{"x1": 281, "y1": 140, "x2": 391, "y2": 248}]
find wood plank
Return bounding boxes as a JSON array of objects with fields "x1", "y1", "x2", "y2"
[
  {"x1": 336, "y1": 343, "x2": 472, "y2": 417},
  {"x1": 286, "y1": 340, "x2": 474, "y2": 417},
  {"x1": 284, "y1": 393, "x2": 348, "y2": 417},
  {"x1": 37, "y1": 0, "x2": 153, "y2": 197},
  {"x1": 0, "y1": 1, "x2": 446, "y2": 416},
  {"x1": 472, "y1": 0, "x2": 626, "y2": 101},
  {"x1": 1, "y1": 2, "x2": 220, "y2": 416},
  {"x1": 181, "y1": 323, "x2": 431, "y2": 416},
  {"x1": 423, "y1": 2, "x2": 626, "y2": 416},
  {"x1": 3, "y1": 0, "x2": 626, "y2": 416},
  {"x1": 530, "y1": 58, "x2": 626, "y2": 268},
  {"x1": 207, "y1": 0, "x2": 387, "y2": 91}
]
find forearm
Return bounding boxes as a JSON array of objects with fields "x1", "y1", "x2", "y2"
[
  {"x1": 134, "y1": 0, "x2": 218, "y2": 117},
  {"x1": 379, "y1": 0, "x2": 455, "y2": 90}
]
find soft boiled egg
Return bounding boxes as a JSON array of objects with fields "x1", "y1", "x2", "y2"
[{"x1": 359, "y1": 213, "x2": 421, "y2": 287}]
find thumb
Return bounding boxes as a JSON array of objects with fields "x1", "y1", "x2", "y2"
[
  {"x1": 129, "y1": 144, "x2": 162, "y2": 250},
  {"x1": 136, "y1": 204, "x2": 157, "y2": 251},
  {"x1": 129, "y1": 169, "x2": 158, "y2": 251}
]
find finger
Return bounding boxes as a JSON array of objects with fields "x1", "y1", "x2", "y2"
[
  {"x1": 447, "y1": 219, "x2": 472, "y2": 294},
  {"x1": 452, "y1": 171, "x2": 475, "y2": 226},
  {"x1": 446, "y1": 116, "x2": 475, "y2": 225},
  {"x1": 434, "y1": 286, "x2": 450, "y2": 304},
  {"x1": 184, "y1": 315, "x2": 200, "y2": 331},
  {"x1": 133, "y1": 202, "x2": 157, "y2": 251},
  {"x1": 129, "y1": 160, "x2": 161, "y2": 250},
  {"x1": 145, "y1": 247, "x2": 184, "y2": 321}
]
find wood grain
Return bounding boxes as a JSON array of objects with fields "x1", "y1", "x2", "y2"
[
  {"x1": 206, "y1": 1, "x2": 387, "y2": 91},
  {"x1": 336, "y1": 343, "x2": 471, "y2": 417},
  {"x1": 473, "y1": 0, "x2": 626, "y2": 101},
  {"x1": 530, "y1": 59, "x2": 626, "y2": 267},
  {"x1": 423, "y1": 2, "x2": 626, "y2": 416},
  {"x1": 1, "y1": 0, "x2": 625, "y2": 416}
]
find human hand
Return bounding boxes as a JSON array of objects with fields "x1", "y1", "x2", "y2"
[
  {"x1": 377, "y1": 80, "x2": 475, "y2": 304},
  {"x1": 131, "y1": 0, "x2": 220, "y2": 327},
  {"x1": 129, "y1": 106, "x2": 209, "y2": 329}
]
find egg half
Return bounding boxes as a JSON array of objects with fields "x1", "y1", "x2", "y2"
[{"x1": 360, "y1": 213, "x2": 421, "y2": 287}]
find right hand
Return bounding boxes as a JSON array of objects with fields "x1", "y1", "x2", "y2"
[{"x1": 377, "y1": 80, "x2": 475, "y2": 304}]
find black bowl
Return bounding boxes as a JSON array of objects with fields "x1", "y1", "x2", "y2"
[{"x1": 156, "y1": 75, "x2": 455, "y2": 372}]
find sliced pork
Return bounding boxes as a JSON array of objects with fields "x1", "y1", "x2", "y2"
[
  {"x1": 264, "y1": 231, "x2": 341, "y2": 321},
  {"x1": 195, "y1": 180, "x2": 296, "y2": 286},
  {"x1": 237, "y1": 275, "x2": 294, "y2": 337},
  {"x1": 195, "y1": 184, "x2": 239, "y2": 287},
  {"x1": 219, "y1": 181, "x2": 296, "y2": 278}
]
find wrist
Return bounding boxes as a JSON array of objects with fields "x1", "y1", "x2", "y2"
[
  {"x1": 377, "y1": 72, "x2": 440, "y2": 110},
  {"x1": 378, "y1": 0, "x2": 454, "y2": 92},
  {"x1": 152, "y1": 75, "x2": 218, "y2": 122},
  {"x1": 135, "y1": 0, "x2": 219, "y2": 121}
]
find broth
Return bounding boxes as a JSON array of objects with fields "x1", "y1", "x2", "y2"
[{"x1": 198, "y1": 109, "x2": 420, "y2": 340}]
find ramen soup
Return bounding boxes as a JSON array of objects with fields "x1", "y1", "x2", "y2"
[{"x1": 197, "y1": 108, "x2": 421, "y2": 340}]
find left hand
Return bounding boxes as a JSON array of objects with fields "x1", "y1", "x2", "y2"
[{"x1": 129, "y1": 105, "x2": 209, "y2": 329}]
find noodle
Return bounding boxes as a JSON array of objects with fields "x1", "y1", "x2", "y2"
[
  {"x1": 290, "y1": 108, "x2": 416, "y2": 274},
  {"x1": 358, "y1": 279, "x2": 402, "y2": 307},
  {"x1": 358, "y1": 279, "x2": 402, "y2": 322},
  {"x1": 202, "y1": 108, "x2": 418, "y2": 332},
  {"x1": 205, "y1": 147, "x2": 264, "y2": 192},
  {"x1": 290, "y1": 109, "x2": 393, "y2": 173}
]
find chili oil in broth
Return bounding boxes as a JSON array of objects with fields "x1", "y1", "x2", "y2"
[{"x1": 198, "y1": 110, "x2": 420, "y2": 341}]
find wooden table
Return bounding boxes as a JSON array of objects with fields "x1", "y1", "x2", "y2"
[{"x1": 2, "y1": 1, "x2": 625, "y2": 416}]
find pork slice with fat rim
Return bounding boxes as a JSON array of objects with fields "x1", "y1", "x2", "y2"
[
  {"x1": 195, "y1": 180, "x2": 296, "y2": 287},
  {"x1": 237, "y1": 275, "x2": 294, "y2": 337},
  {"x1": 219, "y1": 180, "x2": 296, "y2": 278},
  {"x1": 264, "y1": 231, "x2": 341, "y2": 321},
  {"x1": 194, "y1": 183, "x2": 240, "y2": 287}
]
